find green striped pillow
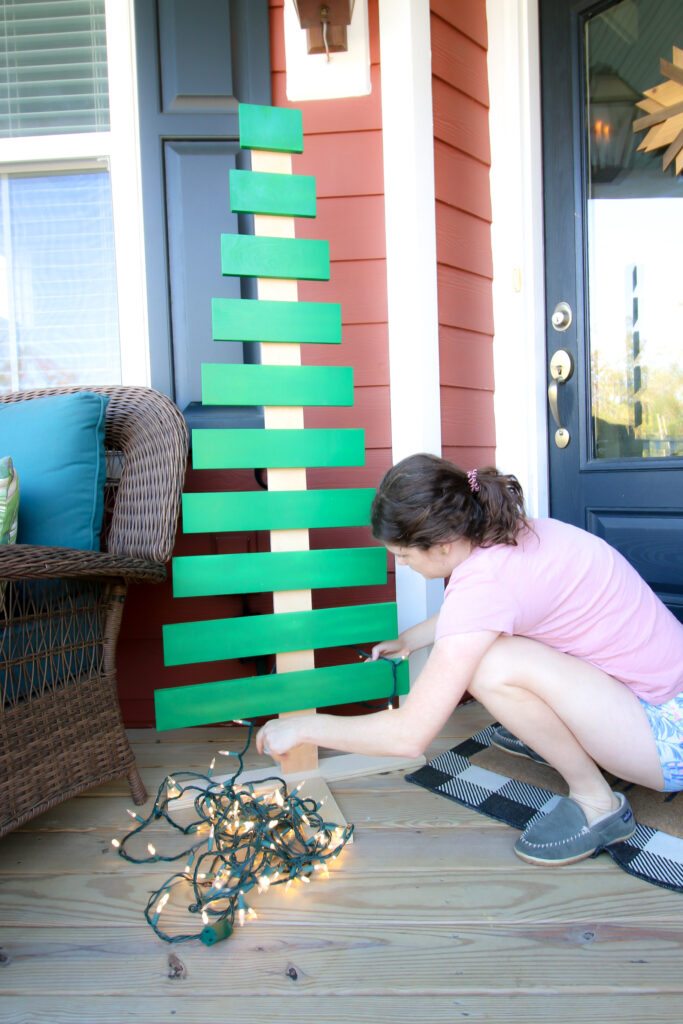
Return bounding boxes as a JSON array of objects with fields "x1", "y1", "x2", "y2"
[{"x1": 0, "y1": 456, "x2": 19, "y2": 546}]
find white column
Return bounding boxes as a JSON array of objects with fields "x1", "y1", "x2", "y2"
[
  {"x1": 379, "y1": 0, "x2": 443, "y2": 664},
  {"x1": 486, "y1": 0, "x2": 549, "y2": 517}
]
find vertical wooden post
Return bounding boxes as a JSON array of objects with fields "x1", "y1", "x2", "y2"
[{"x1": 251, "y1": 147, "x2": 318, "y2": 775}]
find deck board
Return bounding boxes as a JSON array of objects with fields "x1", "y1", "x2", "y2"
[{"x1": 1, "y1": 702, "x2": 680, "y2": 1023}]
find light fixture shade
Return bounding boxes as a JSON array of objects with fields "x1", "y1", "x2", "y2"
[
  {"x1": 292, "y1": 0, "x2": 355, "y2": 54},
  {"x1": 293, "y1": 1, "x2": 354, "y2": 28}
]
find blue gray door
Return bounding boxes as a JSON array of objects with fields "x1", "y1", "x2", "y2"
[
  {"x1": 134, "y1": 0, "x2": 270, "y2": 428},
  {"x1": 540, "y1": 0, "x2": 683, "y2": 619}
]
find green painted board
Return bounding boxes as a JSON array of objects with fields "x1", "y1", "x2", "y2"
[
  {"x1": 201, "y1": 364, "x2": 353, "y2": 407},
  {"x1": 239, "y1": 103, "x2": 303, "y2": 154},
  {"x1": 155, "y1": 658, "x2": 409, "y2": 730},
  {"x1": 212, "y1": 297, "x2": 342, "y2": 344},
  {"x1": 221, "y1": 235, "x2": 329, "y2": 280},
  {"x1": 182, "y1": 488, "x2": 374, "y2": 533},
  {"x1": 163, "y1": 601, "x2": 398, "y2": 666},
  {"x1": 192, "y1": 428, "x2": 365, "y2": 469},
  {"x1": 229, "y1": 169, "x2": 316, "y2": 218},
  {"x1": 172, "y1": 547, "x2": 386, "y2": 597}
]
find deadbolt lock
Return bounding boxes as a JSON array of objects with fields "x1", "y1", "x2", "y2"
[{"x1": 551, "y1": 301, "x2": 572, "y2": 331}]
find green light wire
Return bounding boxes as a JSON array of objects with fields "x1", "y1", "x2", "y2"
[{"x1": 114, "y1": 720, "x2": 354, "y2": 943}]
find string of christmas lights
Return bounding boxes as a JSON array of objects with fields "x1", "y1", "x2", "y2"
[
  {"x1": 112, "y1": 719, "x2": 353, "y2": 944},
  {"x1": 112, "y1": 653, "x2": 400, "y2": 944},
  {"x1": 353, "y1": 648, "x2": 400, "y2": 709}
]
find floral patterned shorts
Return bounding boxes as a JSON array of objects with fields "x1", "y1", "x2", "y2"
[{"x1": 638, "y1": 691, "x2": 683, "y2": 792}]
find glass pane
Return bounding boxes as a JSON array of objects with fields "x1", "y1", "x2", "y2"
[
  {"x1": 0, "y1": 0, "x2": 109, "y2": 138},
  {"x1": 0, "y1": 169, "x2": 121, "y2": 390},
  {"x1": 586, "y1": 0, "x2": 683, "y2": 459}
]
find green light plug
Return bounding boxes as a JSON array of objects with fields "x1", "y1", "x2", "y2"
[{"x1": 200, "y1": 918, "x2": 233, "y2": 945}]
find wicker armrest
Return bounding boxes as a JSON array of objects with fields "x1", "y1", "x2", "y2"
[{"x1": 0, "y1": 544, "x2": 166, "y2": 584}]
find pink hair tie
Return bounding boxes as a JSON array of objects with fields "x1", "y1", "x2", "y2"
[{"x1": 467, "y1": 468, "x2": 480, "y2": 493}]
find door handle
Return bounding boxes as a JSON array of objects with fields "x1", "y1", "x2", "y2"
[{"x1": 548, "y1": 348, "x2": 574, "y2": 449}]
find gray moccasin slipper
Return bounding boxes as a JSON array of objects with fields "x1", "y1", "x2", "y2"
[
  {"x1": 514, "y1": 792, "x2": 636, "y2": 866},
  {"x1": 490, "y1": 725, "x2": 548, "y2": 765}
]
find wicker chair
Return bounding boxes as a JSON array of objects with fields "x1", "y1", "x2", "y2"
[{"x1": 0, "y1": 386, "x2": 189, "y2": 837}]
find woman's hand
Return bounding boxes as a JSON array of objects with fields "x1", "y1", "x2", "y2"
[
  {"x1": 369, "y1": 636, "x2": 411, "y2": 661},
  {"x1": 256, "y1": 716, "x2": 311, "y2": 758},
  {"x1": 369, "y1": 615, "x2": 440, "y2": 661}
]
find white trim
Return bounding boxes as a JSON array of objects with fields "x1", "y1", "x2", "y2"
[
  {"x1": 0, "y1": 133, "x2": 114, "y2": 164},
  {"x1": 105, "y1": 0, "x2": 149, "y2": 386},
  {"x1": 378, "y1": 0, "x2": 443, "y2": 663},
  {"x1": 486, "y1": 0, "x2": 549, "y2": 517}
]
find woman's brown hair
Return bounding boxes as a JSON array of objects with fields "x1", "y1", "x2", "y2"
[{"x1": 370, "y1": 453, "x2": 528, "y2": 549}]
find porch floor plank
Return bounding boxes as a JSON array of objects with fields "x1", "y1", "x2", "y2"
[
  {"x1": 1, "y1": 702, "x2": 680, "y2": 1023},
  {"x1": 2, "y1": 994, "x2": 681, "y2": 1024}
]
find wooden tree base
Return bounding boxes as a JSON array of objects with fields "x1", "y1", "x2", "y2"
[{"x1": 174, "y1": 751, "x2": 427, "y2": 843}]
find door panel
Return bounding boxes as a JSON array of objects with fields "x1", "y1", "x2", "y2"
[
  {"x1": 134, "y1": 0, "x2": 270, "y2": 424},
  {"x1": 540, "y1": 0, "x2": 683, "y2": 619},
  {"x1": 158, "y1": 0, "x2": 236, "y2": 111},
  {"x1": 164, "y1": 141, "x2": 243, "y2": 417}
]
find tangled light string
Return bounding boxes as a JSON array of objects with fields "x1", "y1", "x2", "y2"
[{"x1": 112, "y1": 720, "x2": 354, "y2": 945}]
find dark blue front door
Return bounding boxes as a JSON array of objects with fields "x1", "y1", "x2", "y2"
[{"x1": 540, "y1": 0, "x2": 683, "y2": 620}]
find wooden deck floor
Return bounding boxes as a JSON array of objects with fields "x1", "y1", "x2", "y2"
[{"x1": 1, "y1": 701, "x2": 681, "y2": 1023}]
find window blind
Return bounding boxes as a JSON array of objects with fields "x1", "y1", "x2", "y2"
[{"x1": 0, "y1": 0, "x2": 109, "y2": 138}]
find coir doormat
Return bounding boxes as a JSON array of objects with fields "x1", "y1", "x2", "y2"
[{"x1": 406, "y1": 722, "x2": 683, "y2": 894}]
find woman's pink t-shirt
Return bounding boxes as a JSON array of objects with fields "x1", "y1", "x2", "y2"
[{"x1": 435, "y1": 518, "x2": 683, "y2": 703}]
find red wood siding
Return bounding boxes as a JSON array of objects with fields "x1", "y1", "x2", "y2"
[
  {"x1": 431, "y1": 1, "x2": 496, "y2": 469},
  {"x1": 269, "y1": 0, "x2": 395, "y2": 621}
]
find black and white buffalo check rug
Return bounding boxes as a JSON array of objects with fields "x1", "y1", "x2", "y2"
[{"x1": 406, "y1": 721, "x2": 683, "y2": 894}]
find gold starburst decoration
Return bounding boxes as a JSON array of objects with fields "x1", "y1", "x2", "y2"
[{"x1": 633, "y1": 46, "x2": 683, "y2": 175}]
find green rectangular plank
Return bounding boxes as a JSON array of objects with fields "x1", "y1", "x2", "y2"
[
  {"x1": 239, "y1": 103, "x2": 303, "y2": 153},
  {"x1": 212, "y1": 297, "x2": 342, "y2": 344},
  {"x1": 172, "y1": 547, "x2": 386, "y2": 597},
  {"x1": 229, "y1": 169, "x2": 316, "y2": 217},
  {"x1": 201, "y1": 364, "x2": 353, "y2": 407},
  {"x1": 162, "y1": 602, "x2": 398, "y2": 666},
  {"x1": 155, "y1": 658, "x2": 409, "y2": 730},
  {"x1": 182, "y1": 488, "x2": 374, "y2": 533},
  {"x1": 221, "y1": 235, "x2": 329, "y2": 280},
  {"x1": 192, "y1": 428, "x2": 365, "y2": 469}
]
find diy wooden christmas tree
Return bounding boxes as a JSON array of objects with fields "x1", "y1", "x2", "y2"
[{"x1": 156, "y1": 103, "x2": 409, "y2": 779}]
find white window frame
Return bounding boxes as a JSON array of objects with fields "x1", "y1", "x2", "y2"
[{"x1": 0, "y1": 0, "x2": 149, "y2": 388}]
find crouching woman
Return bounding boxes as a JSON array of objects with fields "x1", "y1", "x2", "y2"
[{"x1": 257, "y1": 453, "x2": 683, "y2": 866}]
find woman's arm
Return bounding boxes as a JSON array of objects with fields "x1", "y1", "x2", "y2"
[
  {"x1": 370, "y1": 612, "x2": 441, "y2": 660},
  {"x1": 256, "y1": 629, "x2": 499, "y2": 760}
]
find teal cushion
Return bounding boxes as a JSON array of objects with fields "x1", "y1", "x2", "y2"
[{"x1": 0, "y1": 392, "x2": 109, "y2": 550}]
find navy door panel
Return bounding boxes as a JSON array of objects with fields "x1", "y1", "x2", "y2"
[{"x1": 540, "y1": 0, "x2": 683, "y2": 619}]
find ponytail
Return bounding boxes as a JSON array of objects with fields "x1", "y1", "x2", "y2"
[{"x1": 371, "y1": 453, "x2": 528, "y2": 549}]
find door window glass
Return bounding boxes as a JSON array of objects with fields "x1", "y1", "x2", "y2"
[{"x1": 586, "y1": 0, "x2": 683, "y2": 459}]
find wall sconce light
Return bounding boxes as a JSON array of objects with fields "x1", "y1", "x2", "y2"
[
  {"x1": 293, "y1": 1, "x2": 355, "y2": 58},
  {"x1": 283, "y1": 0, "x2": 370, "y2": 102}
]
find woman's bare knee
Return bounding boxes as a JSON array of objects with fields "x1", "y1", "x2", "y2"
[{"x1": 468, "y1": 635, "x2": 523, "y2": 701}]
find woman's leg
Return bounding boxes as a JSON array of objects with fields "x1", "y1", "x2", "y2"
[{"x1": 467, "y1": 635, "x2": 665, "y2": 823}]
